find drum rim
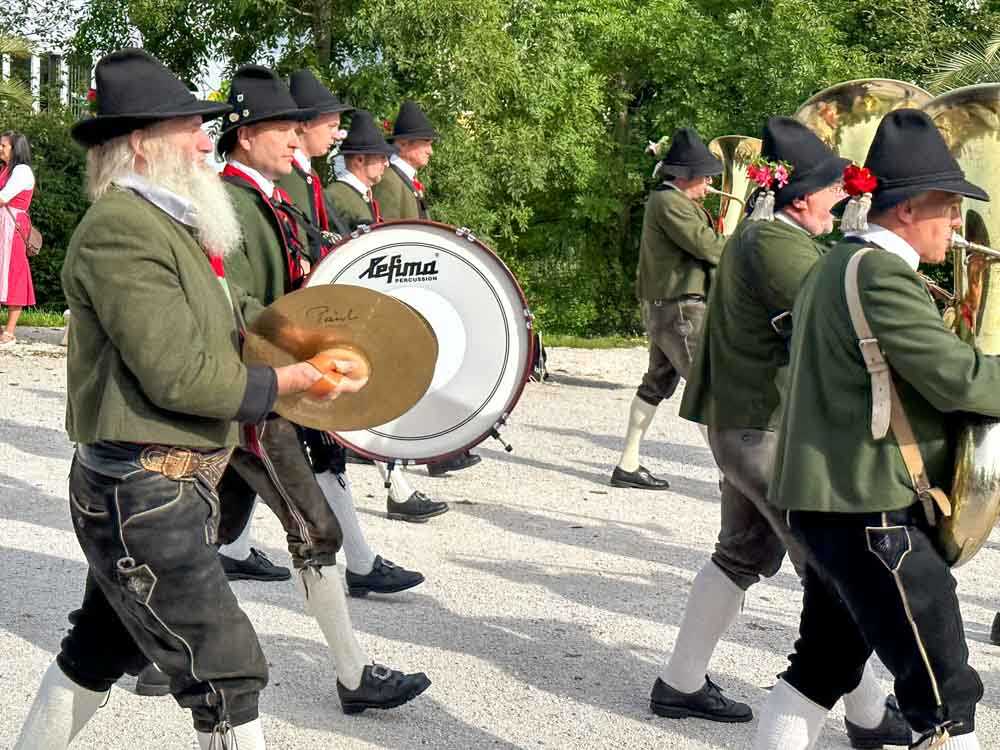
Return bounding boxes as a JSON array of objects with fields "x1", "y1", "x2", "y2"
[{"x1": 308, "y1": 219, "x2": 537, "y2": 464}]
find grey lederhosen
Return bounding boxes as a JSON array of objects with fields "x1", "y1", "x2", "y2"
[
  {"x1": 707, "y1": 427, "x2": 806, "y2": 590},
  {"x1": 636, "y1": 296, "x2": 706, "y2": 406}
]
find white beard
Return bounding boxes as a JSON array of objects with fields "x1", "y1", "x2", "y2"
[{"x1": 143, "y1": 146, "x2": 242, "y2": 258}]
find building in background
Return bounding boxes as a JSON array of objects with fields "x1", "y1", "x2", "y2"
[{"x1": 1, "y1": 50, "x2": 92, "y2": 116}]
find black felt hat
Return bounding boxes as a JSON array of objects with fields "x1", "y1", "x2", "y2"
[
  {"x1": 289, "y1": 69, "x2": 354, "y2": 117},
  {"x1": 388, "y1": 100, "x2": 440, "y2": 141},
  {"x1": 216, "y1": 65, "x2": 316, "y2": 155},
  {"x1": 656, "y1": 128, "x2": 722, "y2": 180},
  {"x1": 761, "y1": 117, "x2": 850, "y2": 210},
  {"x1": 71, "y1": 48, "x2": 232, "y2": 147},
  {"x1": 864, "y1": 108, "x2": 988, "y2": 213},
  {"x1": 339, "y1": 111, "x2": 396, "y2": 155}
]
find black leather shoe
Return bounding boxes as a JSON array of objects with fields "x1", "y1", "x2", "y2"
[
  {"x1": 991, "y1": 612, "x2": 1000, "y2": 645},
  {"x1": 386, "y1": 491, "x2": 450, "y2": 522},
  {"x1": 338, "y1": 664, "x2": 431, "y2": 714},
  {"x1": 650, "y1": 676, "x2": 753, "y2": 722},
  {"x1": 346, "y1": 556, "x2": 425, "y2": 598},
  {"x1": 427, "y1": 451, "x2": 482, "y2": 477},
  {"x1": 220, "y1": 548, "x2": 291, "y2": 582},
  {"x1": 845, "y1": 695, "x2": 912, "y2": 749},
  {"x1": 610, "y1": 465, "x2": 670, "y2": 490},
  {"x1": 135, "y1": 663, "x2": 171, "y2": 697}
]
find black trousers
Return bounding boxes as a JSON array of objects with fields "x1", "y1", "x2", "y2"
[
  {"x1": 219, "y1": 416, "x2": 343, "y2": 568},
  {"x1": 59, "y1": 454, "x2": 268, "y2": 733},
  {"x1": 784, "y1": 505, "x2": 982, "y2": 737}
]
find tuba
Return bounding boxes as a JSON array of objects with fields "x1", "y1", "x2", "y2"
[
  {"x1": 924, "y1": 83, "x2": 1000, "y2": 566},
  {"x1": 794, "y1": 78, "x2": 932, "y2": 164},
  {"x1": 707, "y1": 135, "x2": 761, "y2": 236}
]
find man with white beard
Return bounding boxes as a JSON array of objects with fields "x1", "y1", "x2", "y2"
[{"x1": 13, "y1": 49, "x2": 368, "y2": 749}]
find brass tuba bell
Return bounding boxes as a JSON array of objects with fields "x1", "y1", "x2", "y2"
[
  {"x1": 794, "y1": 78, "x2": 932, "y2": 164},
  {"x1": 924, "y1": 83, "x2": 1000, "y2": 566},
  {"x1": 707, "y1": 135, "x2": 761, "y2": 236}
]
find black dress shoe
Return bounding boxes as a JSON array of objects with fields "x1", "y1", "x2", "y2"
[
  {"x1": 845, "y1": 695, "x2": 912, "y2": 749},
  {"x1": 338, "y1": 664, "x2": 431, "y2": 714},
  {"x1": 135, "y1": 663, "x2": 171, "y2": 697},
  {"x1": 386, "y1": 491, "x2": 450, "y2": 522},
  {"x1": 220, "y1": 548, "x2": 291, "y2": 582},
  {"x1": 346, "y1": 556, "x2": 425, "y2": 598},
  {"x1": 426, "y1": 451, "x2": 482, "y2": 477},
  {"x1": 610, "y1": 465, "x2": 670, "y2": 490},
  {"x1": 650, "y1": 676, "x2": 753, "y2": 722},
  {"x1": 991, "y1": 612, "x2": 1000, "y2": 645}
]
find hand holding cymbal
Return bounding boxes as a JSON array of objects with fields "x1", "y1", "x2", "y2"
[{"x1": 305, "y1": 346, "x2": 371, "y2": 399}]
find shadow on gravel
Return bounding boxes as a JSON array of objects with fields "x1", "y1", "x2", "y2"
[
  {"x1": 0, "y1": 417, "x2": 74, "y2": 461},
  {"x1": 545, "y1": 372, "x2": 630, "y2": 391},
  {"x1": 531, "y1": 424, "x2": 718, "y2": 470}
]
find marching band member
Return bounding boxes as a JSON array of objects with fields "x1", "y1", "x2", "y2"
[
  {"x1": 610, "y1": 128, "x2": 725, "y2": 490},
  {"x1": 15, "y1": 49, "x2": 361, "y2": 749},
  {"x1": 377, "y1": 99, "x2": 482, "y2": 478},
  {"x1": 754, "y1": 109, "x2": 995, "y2": 749},
  {"x1": 658, "y1": 117, "x2": 908, "y2": 746},
  {"x1": 210, "y1": 65, "x2": 430, "y2": 714},
  {"x1": 327, "y1": 111, "x2": 452, "y2": 522}
]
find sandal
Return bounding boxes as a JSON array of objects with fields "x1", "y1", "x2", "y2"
[{"x1": 0, "y1": 332, "x2": 16, "y2": 347}]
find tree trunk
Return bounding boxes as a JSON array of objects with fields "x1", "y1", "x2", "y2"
[{"x1": 311, "y1": 0, "x2": 333, "y2": 69}]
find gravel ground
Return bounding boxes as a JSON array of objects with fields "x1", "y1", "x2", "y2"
[{"x1": 1, "y1": 327, "x2": 999, "y2": 749}]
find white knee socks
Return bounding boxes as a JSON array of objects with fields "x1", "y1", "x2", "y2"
[
  {"x1": 660, "y1": 561, "x2": 744, "y2": 694},
  {"x1": 842, "y1": 659, "x2": 889, "y2": 729},
  {"x1": 377, "y1": 462, "x2": 415, "y2": 502},
  {"x1": 618, "y1": 397, "x2": 657, "y2": 473},
  {"x1": 14, "y1": 661, "x2": 107, "y2": 750},
  {"x1": 196, "y1": 718, "x2": 266, "y2": 749},
  {"x1": 296, "y1": 567, "x2": 368, "y2": 690},
  {"x1": 315, "y1": 471, "x2": 377, "y2": 575},
  {"x1": 218, "y1": 498, "x2": 257, "y2": 561},
  {"x1": 753, "y1": 679, "x2": 828, "y2": 750}
]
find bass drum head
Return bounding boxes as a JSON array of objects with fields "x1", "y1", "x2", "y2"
[{"x1": 307, "y1": 220, "x2": 534, "y2": 462}]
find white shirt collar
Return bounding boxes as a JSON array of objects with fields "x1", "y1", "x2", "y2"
[
  {"x1": 228, "y1": 159, "x2": 276, "y2": 198},
  {"x1": 390, "y1": 153, "x2": 417, "y2": 181},
  {"x1": 337, "y1": 170, "x2": 371, "y2": 200},
  {"x1": 292, "y1": 149, "x2": 313, "y2": 174},
  {"x1": 114, "y1": 172, "x2": 199, "y2": 228},
  {"x1": 662, "y1": 181, "x2": 680, "y2": 192},
  {"x1": 845, "y1": 223, "x2": 920, "y2": 271},
  {"x1": 775, "y1": 210, "x2": 810, "y2": 235}
]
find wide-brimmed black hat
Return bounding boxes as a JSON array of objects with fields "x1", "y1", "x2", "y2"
[
  {"x1": 761, "y1": 117, "x2": 850, "y2": 210},
  {"x1": 289, "y1": 69, "x2": 353, "y2": 117},
  {"x1": 71, "y1": 49, "x2": 232, "y2": 147},
  {"x1": 657, "y1": 128, "x2": 722, "y2": 180},
  {"x1": 388, "y1": 100, "x2": 440, "y2": 141},
  {"x1": 864, "y1": 108, "x2": 988, "y2": 213},
  {"x1": 339, "y1": 111, "x2": 395, "y2": 155},
  {"x1": 217, "y1": 65, "x2": 316, "y2": 155}
]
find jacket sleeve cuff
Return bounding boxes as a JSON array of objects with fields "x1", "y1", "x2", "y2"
[{"x1": 236, "y1": 365, "x2": 278, "y2": 424}]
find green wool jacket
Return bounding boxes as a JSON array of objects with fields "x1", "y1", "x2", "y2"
[
  {"x1": 278, "y1": 165, "x2": 350, "y2": 261},
  {"x1": 373, "y1": 163, "x2": 428, "y2": 220},
  {"x1": 224, "y1": 182, "x2": 290, "y2": 306},
  {"x1": 770, "y1": 241, "x2": 1000, "y2": 514},
  {"x1": 325, "y1": 180, "x2": 376, "y2": 232},
  {"x1": 62, "y1": 189, "x2": 256, "y2": 448},
  {"x1": 680, "y1": 219, "x2": 826, "y2": 431},
  {"x1": 636, "y1": 185, "x2": 726, "y2": 301}
]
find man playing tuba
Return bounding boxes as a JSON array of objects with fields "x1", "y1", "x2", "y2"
[{"x1": 754, "y1": 109, "x2": 995, "y2": 750}]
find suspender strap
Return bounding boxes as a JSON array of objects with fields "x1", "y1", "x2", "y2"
[{"x1": 844, "y1": 248, "x2": 951, "y2": 524}]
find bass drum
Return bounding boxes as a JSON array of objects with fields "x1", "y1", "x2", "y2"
[{"x1": 306, "y1": 220, "x2": 535, "y2": 463}]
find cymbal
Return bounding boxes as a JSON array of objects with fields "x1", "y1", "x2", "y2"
[{"x1": 243, "y1": 285, "x2": 438, "y2": 432}]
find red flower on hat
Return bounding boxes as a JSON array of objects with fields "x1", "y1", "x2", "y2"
[{"x1": 843, "y1": 164, "x2": 877, "y2": 196}]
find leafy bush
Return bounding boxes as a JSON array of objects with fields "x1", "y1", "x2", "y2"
[{"x1": 2, "y1": 104, "x2": 87, "y2": 310}]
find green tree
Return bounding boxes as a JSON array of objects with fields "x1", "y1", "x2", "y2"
[{"x1": 0, "y1": 36, "x2": 33, "y2": 110}]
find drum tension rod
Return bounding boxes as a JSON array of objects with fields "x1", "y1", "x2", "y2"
[
  {"x1": 490, "y1": 428, "x2": 513, "y2": 453},
  {"x1": 383, "y1": 460, "x2": 396, "y2": 489}
]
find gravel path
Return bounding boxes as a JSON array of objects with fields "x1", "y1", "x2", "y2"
[{"x1": 1, "y1": 328, "x2": 998, "y2": 748}]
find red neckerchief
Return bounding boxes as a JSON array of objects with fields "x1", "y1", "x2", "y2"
[
  {"x1": 309, "y1": 168, "x2": 330, "y2": 232},
  {"x1": 369, "y1": 189, "x2": 383, "y2": 224},
  {"x1": 223, "y1": 163, "x2": 308, "y2": 287}
]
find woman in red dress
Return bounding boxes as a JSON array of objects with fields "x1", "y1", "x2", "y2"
[{"x1": 0, "y1": 131, "x2": 36, "y2": 346}]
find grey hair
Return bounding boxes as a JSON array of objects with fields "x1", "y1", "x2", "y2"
[{"x1": 85, "y1": 134, "x2": 135, "y2": 201}]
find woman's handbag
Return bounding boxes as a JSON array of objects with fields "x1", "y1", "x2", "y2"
[{"x1": 5, "y1": 206, "x2": 42, "y2": 256}]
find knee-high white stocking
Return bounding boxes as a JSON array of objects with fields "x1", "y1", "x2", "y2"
[
  {"x1": 296, "y1": 567, "x2": 368, "y2": 690},
  {"x1": 14, "y1": 661, "x2": 107, "y2": 750}
]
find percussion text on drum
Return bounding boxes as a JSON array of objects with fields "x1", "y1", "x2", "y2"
[{"x1": 358, "y1": 254, "x2": 439, "y2": 285}]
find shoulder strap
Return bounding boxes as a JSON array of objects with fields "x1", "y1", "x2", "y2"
[{"x1": 844, "y1": 248, "x2": 951, "y2": 522}]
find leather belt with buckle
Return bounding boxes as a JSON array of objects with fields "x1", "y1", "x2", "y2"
[{"x1": 139, "y1": 445, "x2": 232, "y2": 487}]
